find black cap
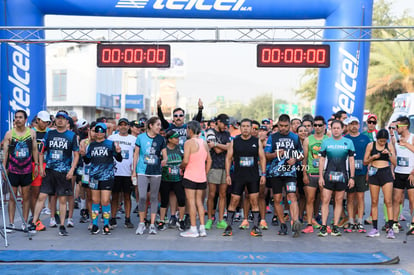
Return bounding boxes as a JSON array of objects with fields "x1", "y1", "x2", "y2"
[{"x1": 118, "y1": 118, "x2": 129, "y2": 125}]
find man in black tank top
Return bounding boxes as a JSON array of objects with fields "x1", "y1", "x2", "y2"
[{"x1": 223, "y1": 119, "x2": 266, "y2": 237}]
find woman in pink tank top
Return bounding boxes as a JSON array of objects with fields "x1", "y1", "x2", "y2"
[{"x1": 180, "y1": 121, "x2": 212, "y2": 237}]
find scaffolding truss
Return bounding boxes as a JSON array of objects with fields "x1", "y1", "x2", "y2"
[{"x1": 0, "y1": 26, "x2": 413, "y2": 43}]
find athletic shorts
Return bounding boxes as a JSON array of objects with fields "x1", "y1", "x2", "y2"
[
  {"x1": 182, "y1": 178, "x2": 207, "y2": 190},
  {"x1": 40, "y1": 169, "x2": 73, "y2": 196},
  {"x1": 231, "y1": 177, "x2": 260, "y2": 196},
  {"x1": 31, "y1": 162, "x2": 46, "y2": 187},
  {"x1": 369, "y1": 166, "x2": 394, "y2": 187},
  {"x1": 394, "y1": 173, "x2": 414, "y2": 190},
  {"x1": 112, "y1": 176, "x2": 133, "y2": 193},
  {"x1": 323, "y1": 172, "x2": 347, "y2": 191},
  {"x1": 269, "y1": 177, "x2": 297, "y2": 194},
  {"x1": 305, "y1": 174, "x2": 320, "y2": 188},
  {"x1": 8, "y1": 172, "x2": 32, "y2": 188},
  {"x1": 207, "y1": 169, "x2": 226, "y2": 184},
  {"x1": 347, "y1": 175, "x2": 369, "y2": 193}
]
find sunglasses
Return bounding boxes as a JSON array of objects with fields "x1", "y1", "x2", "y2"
[
  {"x1": 313, "y1": 123, "x2": 324, "y2": 127},
  {"x1": 173, "y1": 114, "x2": 184, "y2": 118},
  {"x1": 388, "y1": 126, "x2": 396, "y2": 130},
  {"x1": 397, "y1": 124, "x2": 408, "y2": 128},
  {"x1": 252, "y1": 127, "x2": 259, "y2": 130},
  {"x1": 367, "y1": 121, "x2": 377, "y2": 125}
]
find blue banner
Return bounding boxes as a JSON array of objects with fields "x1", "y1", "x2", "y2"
[
  {"x1": 125, "y1": 94, "x2": 144, "y2": 109},
  {"x1": 0, "y1": 0, "x2": 373, "y2": 137}
]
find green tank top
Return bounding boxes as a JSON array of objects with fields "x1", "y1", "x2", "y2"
[{"x1": 307, "y1": 134, "x2": 328, "y2": 174}]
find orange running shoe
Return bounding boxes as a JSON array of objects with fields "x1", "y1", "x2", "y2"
[
  {"x1": 302, "y1": 225, "x2": 314, "y2": 234},
  {"x1": 35, "y1": 220, "x2": 46, "y2": 231}
]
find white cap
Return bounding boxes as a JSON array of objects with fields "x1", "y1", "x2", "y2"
[
  {"x1": 77, "y1": 118, "x2": 88, "y2": 129},
  {"x1": 347, "y1": 116, "x2": 360, "y2": 124},
  {"x1": 37, "y1": 110, "x2": 51, "y2": 122}
]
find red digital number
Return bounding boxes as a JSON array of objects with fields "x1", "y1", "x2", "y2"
[
  {"x1": 284, "y1": 48, "x2": 294, "y2": 63},
  {"x1": 134, "y1": 49, "x2": 144, "y2": 63},
  {"x1": 157, "y1": 49, "x2": 166, "y2": 63},
  {"x1": 111, "y1": 49, "x2": 121, "y2": 63},
  {"x1": 101, "y1": 49, "x2": 112, "y2": 63},
  {"x1": 316, "y1": 49, "x2": 326, "y2": 64},
  {"x1": 124, "y1": 49, "x2": 134, "y2": 63},
  {"x1": 294, "y1": 49, "x2": 303, "y2": 63}
]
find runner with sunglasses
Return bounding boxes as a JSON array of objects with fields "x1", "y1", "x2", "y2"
[{"x1": 363, "y1": 114, "x2": 378, "y2": 142}]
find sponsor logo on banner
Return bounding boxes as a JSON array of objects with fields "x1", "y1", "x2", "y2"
[
  {"x1": 332, "y1": 47, "x2": 359, "y2": 115},
  {"x1": 7, "y1": 43, "x2": 31, "y2": 128},
  {"x1": 115, "y1": 0, "x2": 252, "y2": 11}
]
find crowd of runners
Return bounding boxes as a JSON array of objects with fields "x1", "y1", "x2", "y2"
[{"x1": 2, "y1": 99, "x2": 414, "y2": 239}]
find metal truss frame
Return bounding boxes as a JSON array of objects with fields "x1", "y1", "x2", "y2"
[{"x1": 0, "y1": 26, "x2": 413, "y2": 43}]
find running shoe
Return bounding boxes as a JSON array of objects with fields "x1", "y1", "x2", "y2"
[
  {"x1": 222, "y1": 225, "x2": 233, "y2": 236},
  {"x1": 168, "y1": 216, "x2": 178, "y2": 229},
  {"x1": 67, "y1": 218, "x2": 74, "y2": 228},
  {"x1": 157, "y1": 221, "x2": 167, "y2": 231},
  {"x1": 205, "y1": 219, "x2": 213, "y2": 230},
  {"x1": 41, "y1": 207, "x2": 51, "y2": 215},
  {"x1": 27, "y1": 223, "x2": 37, "y2": 234},
  {"x1": 364, "y1": 216, "x2": 373, "y2": 225},
  {"x1": 239, "y1": 220, "x2": 249, "y2": 230},
  {"x1": 278, "y1": 223, "x2": 288, "y2": 235},
  {"x1": 180, "y1": 228, "x2": 199, "y2": 238},
  {"x1": 178, "y1": 219, "x2": 186, "y2": 231},
  {"x1": 216, "y1": 220, "x2": 227, "y2": 229},
  {"x1": 58, "y1": 225, "x2": 68, "y2": 236},
  {"x1": 271, "y1": 215, "x2": 279, "y2": 226},
  {"x1": 408, "y1": 224, "x2": 414, "y2": 235},
  {"x1": 35, "y1": 220, "x2": 46, "y2": 231},
  {"x1": 91, "y1": 225, "x2": 100, "y2": 235},
  {"x1": 149, "y1": 224, "x2": 157, "y2": 235},
  {"x1": 250, "y1": 226, "x2": 262, "y2": 237},
  {"x1": 301, "y1": 225, "x2": 314, "y2": 234},
  {"x1": 386, "y1": 228, "x2": 395, "y2": 239},
  {"x1": 102, "y1": 225, "x2": 111, "y2": 235},
  {"x1": 266, "y1": 205, "x2": 272, "y2": 214},
  {"x1": 79, "y1": 209, "x2": 89, "y2": 223},
  {"x1": 344, "y1": 223, "x2": 353, "y2": 233},
  {"x1": 6, "y1": 224, "x2": 15, "y2": 233},
  {"x1": 124, "y1": 218, "x2": 134, "y2": 229},
  {"x1": 392, "y1": 223, "x2": 400, "y2": 234},
  {"x1": 318, "y1": 225, "x2": 328, "y2": 237},
  {"x1": 331, "y1": 226, "x2": 342, "y2": 236},
  {"x1": 260, "y1": 220, "x2": 268, "y2": 230},
  {"x1": 292, "y1": 220, "x2": 301, "y2": 238},
  {"x1": 356, "y1": 223, "x2": 366, "y2": 233},
  {"x1": 311, "y1": 219, "x2": 321, "y2": 229},
  {"x1": 109, "y1": 218, "x2": 117, "y2": 229},
  {"x1": 367, "y1": 228, "x2": 380, "y2": 237},
  {"x1": 49, "y1": 217, "x2": 57, "y2": 228},
  {"x1": 283, "y1": 213, "x2": 290, "y2": 222},
  {"x1": 199, "y1": 226, "x2": 207, "y2": 237},
  {"x1": 136, "y1": 222, "x2": 146, "y2": 235},
  {"x1": 337, "y1": 217, "x2": 348, "y2": 228}
]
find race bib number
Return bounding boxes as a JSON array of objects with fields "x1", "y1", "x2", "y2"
[
  {"x1": 312, "y1": 159, "x2": 319, "y2": 168},
  {"x1": 286, "y1": 181, "x2": 297, "y2": 193},
  {"x1": 121, "y1": 150, "x2": 129, "y2": 160},
  {"x1": 368, "y1": 166, "x2": 378, "y2": 176},
  {"x1": 328, "y1": 171, "x2": 345, "y2": 183},
  {"x1": 51, "y1": 150, "x2": 63, "y2": 161},
  {"x1": 16, "y1": 147, "x2": 29, "y2": 158},
  {"x1": 169, "y1": 166, "x2": 180, "y2": 176},
  {"x1": 89, "y1": 178, "x2": 99, "y2": 190},
  {"x1": 239, "y1": 157, "x2": 254, "y2": 167},
  {"x1": 355, "y1": 160, "x2": 363, "y2": 170},
  {"x1": 144, "y1": 154, "x2": 158, "y2": 165},
  {"x1": 397, "y1": 157, "x2": 409, "y2": 167}
]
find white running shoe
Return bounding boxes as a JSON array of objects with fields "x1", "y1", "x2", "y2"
[
  {"x1": 149, "y1": 224, "x2": 157, "y2": 235},
  {"x1": 67, "y1": 218, "x2": 74, "y2": 228},
  {"x1": 41, "y1": 207, "x2": 51, "y2": 215},
  {"x1": 49, "y1": 217, "x2": 57, "y2": 228},
  {"x1": 136, "y1": 222, "x2": 146, "y2": 235},
  {"x1": 180, "y1": 229, "x2": 199, "y2": 238},
  {"x1": 199, "y1": 228, "x2": 207, "y2": 237}
]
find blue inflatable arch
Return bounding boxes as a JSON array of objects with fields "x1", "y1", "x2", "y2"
[{"x1": 0, "y1": 0, "x2": 373, "y2": 136}]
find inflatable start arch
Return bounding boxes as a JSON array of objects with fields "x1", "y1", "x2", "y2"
[{"x1": 0, "y1": 0, "x2": 373, "y2": 137}]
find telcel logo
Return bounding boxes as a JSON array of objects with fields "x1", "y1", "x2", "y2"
[
  {"x1": 153, "y1": 0, "x2": 246, "y2": 11},
  {"x1": 7, "y1": 43, "x2": 31, "y2": 124},
  {"x1": 332, "y1": 47, "x2": 359, "y2": 114}
]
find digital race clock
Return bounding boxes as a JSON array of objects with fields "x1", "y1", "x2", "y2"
[
  {"x1": 257, "y1": 44, "x2": 330, "y2": 68},
  {"x1": 97, "y1": 44, "x2": 170, "y2": 68}
]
